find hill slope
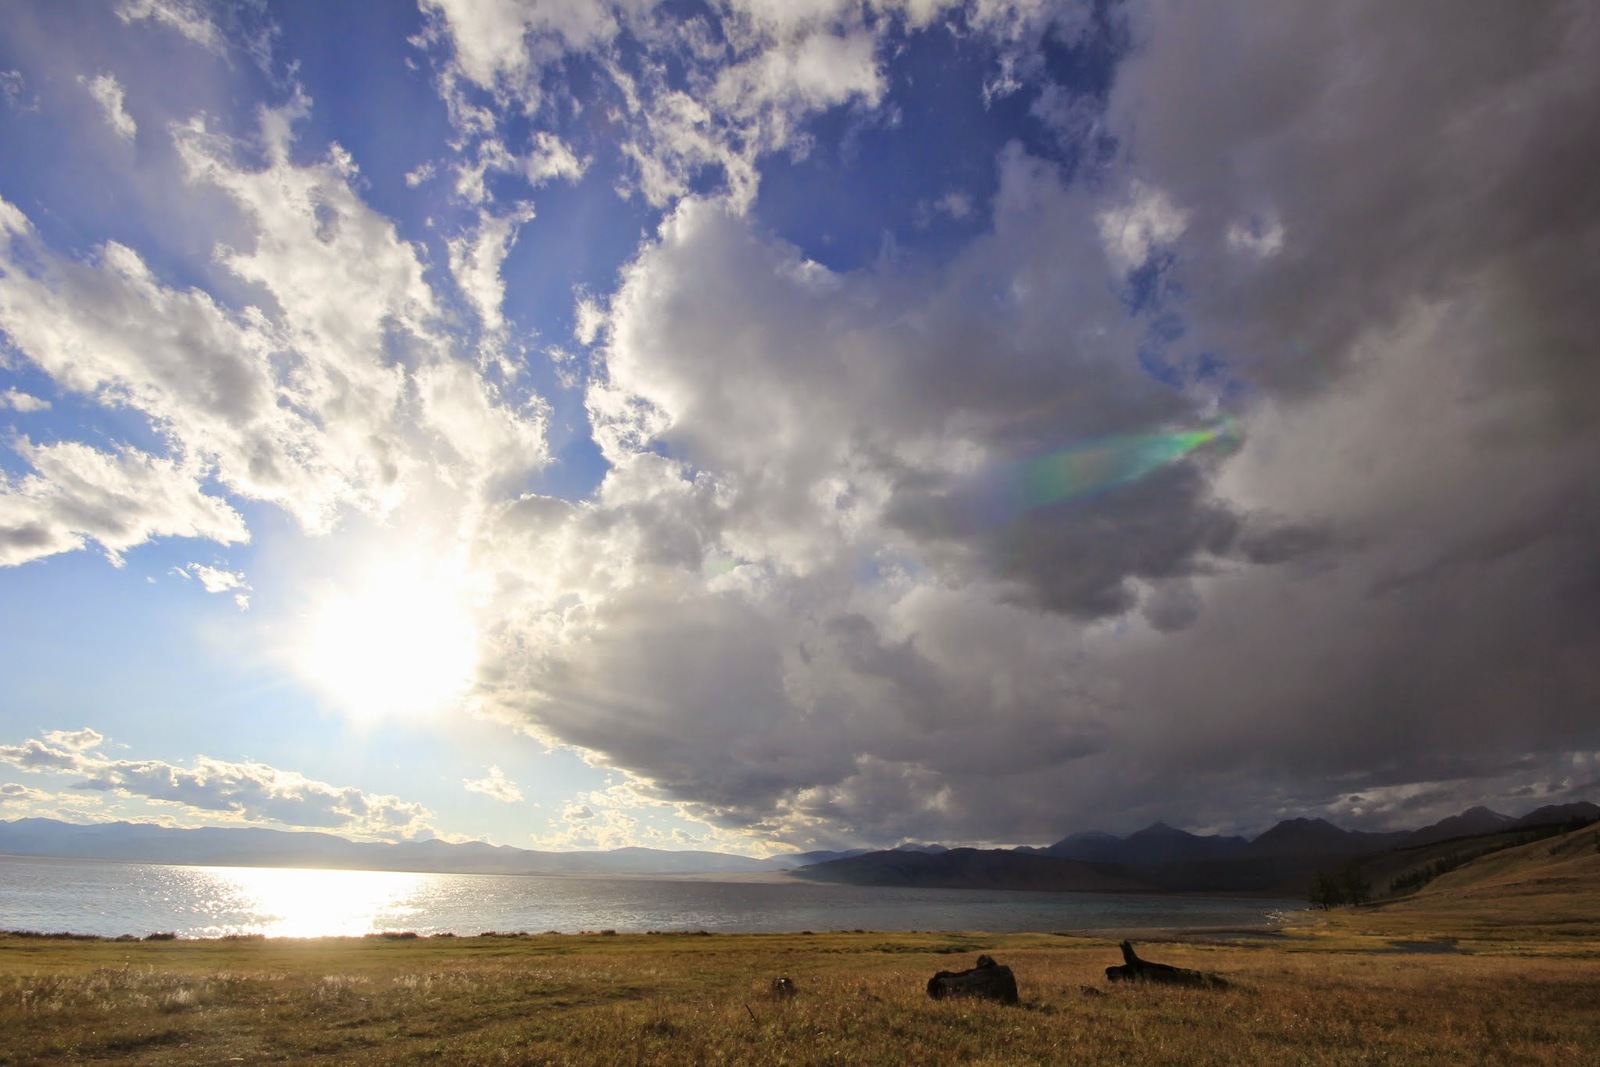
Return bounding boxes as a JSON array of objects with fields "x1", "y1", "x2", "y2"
[{"x1": 1326, "y1": 822, "x2": 1600, "y2": 940}]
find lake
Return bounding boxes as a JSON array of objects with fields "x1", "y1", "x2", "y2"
[{"x1": 0, "y1": 855, "x2": 1301, "y2": 939}]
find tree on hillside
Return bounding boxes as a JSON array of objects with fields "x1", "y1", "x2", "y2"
[
  {"x1": 1309, "y1": 861, "x2": 1372, "y2": 909},
  {"x1": 1339, "y1": 859, "x2": 1372, "y2": 905},
  {"x1": 1308, "y1": 869, "x2": 1345, "y2": 909}
]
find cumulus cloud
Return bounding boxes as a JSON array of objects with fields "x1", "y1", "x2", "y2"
[
  {"x1": 417, "y1": 0, "x2": 972, "y2": 212},
  {"x1": 1096, "y1": 180, "x2": 1187, "y2": 275},
  {"x1": 463, "y1": 764, "x2": 523, "y2": 803},
  {"x1": 449, "y1": 0, "x2": 1600, "y2": 848},
  {"x1": 469, "y1": 160, "x2": 1239, "y2": 843},
  {"x1": 0, "y1": 96, "x2": 548, "y2": 564},
  {"x1": 0, "y1": 728, "x2": 433, "y2": 837},
  {"x1": 0, "y1": 439, "x2": 249, "y2": 567},
  {"x1": 6, "y1": 0, "x2": 1598, "y2": 852},
  {"x1": 0, "y1": 387, "x2": 49, "y2": 411},
  {"x1": 0, "y1": 781, "x2": 52, "y2": 804}
]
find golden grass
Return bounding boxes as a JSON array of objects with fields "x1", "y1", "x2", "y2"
[
  {"x1": 1304, "y1": 822, "x2": 1600, "y2": 946},
  {"x1": 5, "y1": 826, "x2": 1598, "y2": 1064},
  {"x1": 4, "y1": 926, "x2": 1599, "y2": 1065}
]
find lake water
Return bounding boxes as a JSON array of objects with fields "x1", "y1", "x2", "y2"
[{"x1": 0, "y1": 855, "x2": 1301, "y2": 939}]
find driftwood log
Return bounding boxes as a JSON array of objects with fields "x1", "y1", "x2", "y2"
[
  {"x1": 926, "y1": 954, "x2": 1020, "y2": 1005},
  {"x1": 1104, "y1": 941, "x2": 1227, "y2": 988}
]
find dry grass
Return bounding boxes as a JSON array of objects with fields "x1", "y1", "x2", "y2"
[
  {"x1": 3, "y1": 926, "x2": 1599, "y2": 1065},
  {"x1": 5, "y1": 827, "x2": 1598, "y2": 1064}
]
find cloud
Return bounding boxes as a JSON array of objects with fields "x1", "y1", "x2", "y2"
[
  {"x1": 452, "y1": 1, "x2": 1600, "y2": 849},
  {"x1": 0, "y1": 387, "x2": 49, "y2": 411},
  {"x1": 463, "y1": 764, "x2": 523, "y2": 803},
  {"x1": 78, "y1": 73, "x2": 136, "y2": 141},
  {"x1": 0, "y1": 95, "x2": 549, "y2": 563},
  {"x1": 1096, "y1": 180, "x2": 1188, "y2": 275},
  {"x1": 0, "y1": 729, "x2": 433, "y2": 838},
  {"x1": 179, "y1": 562, "x2": 251, "y2": 610},
  {"x1": 114, "y1": 0, "x2": 223, "y2": 54},
  {"x1": 447, "y1": 204, "x2": 536, "y2": 344},
  {"x1": 0, "y1": 781, "x2": 52, "y2": 804},
  {"x1": 418, "y1": 0, "x2": 618, "y2": 97},
  {"x1": 524, "y1": 131, "x2": 587, "y2": 185},
  {"x1": 7, "y1": 0, "x2": 1598, "y2": 853},
  {"x1": 416, "y1": 1, "x2": 961, "y2": 213},
  {"x1": 0, "y1": 439, "x2": 249, "y2": 567},
  {"x1": 469, "y1": 164, "x2": 1233, "y2": 842}
]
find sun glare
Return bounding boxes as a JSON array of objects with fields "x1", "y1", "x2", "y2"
[{"x1": 297, "y1": 553, "x2": 480, "y2": 723}]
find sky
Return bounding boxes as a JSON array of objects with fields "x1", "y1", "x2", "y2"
[{"x1": 2, "y1": 0, "x2": 1598, "y2": 855}]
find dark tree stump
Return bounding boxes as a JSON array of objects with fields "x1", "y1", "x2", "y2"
[
  {"x1": 1104, "y1": 941, "x2": 1227, "y2": 988},
  {"x1": 926, "y1": 954, "x2": 1020, "y2": 1005}
]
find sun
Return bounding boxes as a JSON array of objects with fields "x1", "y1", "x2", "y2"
[{"x1": 295, "y1": 551, "x2": 481, "y2": 724}]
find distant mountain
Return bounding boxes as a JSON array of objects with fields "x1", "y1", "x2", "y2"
[
  {"x1": 798, "y1": 801, "x2": 1596, "y2": 896},
  {"x1": 1045, "y1": 822, "x2": 1247, "y2": 865},
  {"x1": 1510, "y1": 802, "x2": 1600, "y2": 830},
  {"x1": 791, "y1": 847, "x2": 1146, "y2": 893},
  {"x1": 1402, "y1": 806, "x2": 1513, "y2": 848},
  {"x1": 772, "y1": 848, "x2": 873, "y2": 869},
  {"x1": 0, "y1": 818, "x2": 775, "y2": 876},
  {"x1": 1244, "y1": 818, "x2": 1408, "y2": 859},
  {"x1": 1037, "y1": 830, "x2": 1121, "y2": 861}
]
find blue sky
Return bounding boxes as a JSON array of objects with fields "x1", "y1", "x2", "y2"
[{"x1": 3, "y1": 0, "x2": 1599, "y2": 853}]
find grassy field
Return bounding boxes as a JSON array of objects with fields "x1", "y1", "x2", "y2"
[{"x1": 4, "y1": 825, "x2": 1598, "y2": 1064}]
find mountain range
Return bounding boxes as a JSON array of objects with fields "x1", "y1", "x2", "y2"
[
  {"x1": 0, "y1": 818, "x2": 777, "y2": 876},
  {"x1": 794, "y1": 802, "x2": 1599, "y2": 895},
  {"x1": 2, "y1": 802, "x2": 1594, "y2": 892}
]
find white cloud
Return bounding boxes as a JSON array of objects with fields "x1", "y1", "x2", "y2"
[
  {"x1": 1096, "y1": 179, "x2": 1188, "y2": 274},
  {"x1": 525, "y1": 131, "x2": 587, "y2": 185},
  {"x1": 78, "y1": 73, "x2": 137, "y2": 141},
  {"x1": 9, "y1": 0, "x2": 1598, "y2": 852},
  {"x1": 418, "y1": 0, "x2": 620, "y2": 113},
  {"x1": 418, "y1": 2, "x2": 903, "y2": 213},
  {"x1": 0, "y1": 95, "x2": 549, "y2": 564},
  {"x1": 1225, "y1": 214, "x2": 1285, "y2": 258},
  {"x1": 464, "y1": 764, "x2": 523, "y2": 803},
  {"x1": 0, "y1": 728, "x2": 433, "y2": 838},
  {"x1": 935, "y1": 191, "x2": 972, "y2": 220},
  {"x1": 0, "y1": 387, "x2": 50, "y2": 411},
  {"x1": 0, "y1": 439, "x2": 248, "y2": 567},
  {"x1": 405, "y1": 161, "x2": 437, "y2": 188},
  {"x1": 573, "y1": 295, "x2": 605, "y2": 346},
  {"x1": 180, "y1": 562, "x2": 251, "y2": 610},
  {"x1": 0, "y1": 781, "x2": 52, "y2": 805},
  {"x1": 0, "y1": 70, "x2": 25, "y2": 110},
  {"x1": 114, "y1": 0, "x2": 224, "y2": 54},
  {"x1": 447, "y1": 204, "x2": 535, "y2": 343}
]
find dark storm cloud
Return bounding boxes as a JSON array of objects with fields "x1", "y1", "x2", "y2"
[{"x1": 475, "y1": 0, "x2": 1600, "y2": 848}]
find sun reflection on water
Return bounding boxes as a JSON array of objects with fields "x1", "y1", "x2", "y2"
[{"x1": 175, "y1": 866, "x2": 429, "y2": 938}]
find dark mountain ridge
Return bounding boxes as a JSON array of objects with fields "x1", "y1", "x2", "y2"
[
  {"x1": 5, "y1": 800, "x2": 1595, "y2": 889},
  {"x1": 799, "y1": 801, "x2": 1600, "y2": 895}
]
